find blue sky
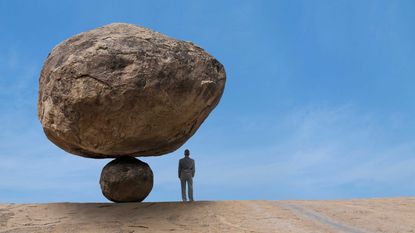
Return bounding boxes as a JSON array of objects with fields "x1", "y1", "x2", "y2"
[{"x1": 0, "y1": 0, "x2": 415, "y2": 203}]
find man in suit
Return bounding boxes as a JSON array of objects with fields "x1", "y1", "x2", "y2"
[{"x1": 178, "y1": 149, "x2": 195, "y2": 202}]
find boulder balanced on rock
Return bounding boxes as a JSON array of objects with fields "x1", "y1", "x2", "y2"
[
  {"x1": 38, "y1": 23, "x2": 226, "y2": 159},
  {"x1": 38, "y1": 23, "x2": 226, "y2": 202}
]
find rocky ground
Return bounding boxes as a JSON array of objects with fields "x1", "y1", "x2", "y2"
[{"x1": 0, "y1": 197, "x2": 414, "y2": 232}]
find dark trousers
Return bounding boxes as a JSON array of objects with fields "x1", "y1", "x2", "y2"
[{"x1": 180, "y1": 174, "x2": 193, "y2": 201}]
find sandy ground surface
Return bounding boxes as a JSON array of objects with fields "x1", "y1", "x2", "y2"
[{"x1": 0, "y1": 197, "x2": 414, "y2": 232}]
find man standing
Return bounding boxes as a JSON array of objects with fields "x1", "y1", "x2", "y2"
[{"x1": 178, "y1": 149, "x2": 195, "y2": 202}]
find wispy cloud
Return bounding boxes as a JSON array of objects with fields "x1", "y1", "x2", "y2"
[{"x1": 178, "y1": 104, "x2": 415, "y2": 199}]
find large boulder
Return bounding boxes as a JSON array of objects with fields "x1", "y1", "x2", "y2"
[
  {"x1": 100, "y1": 156, "x2": 153, "y2": 202},
  {"x1": 38, "y1": 23, "x2": 226, "y2": 158}
]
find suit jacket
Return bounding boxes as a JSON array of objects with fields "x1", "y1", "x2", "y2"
[{"x1": 178, "y1": 157, "x2": 195, "y2": 178}]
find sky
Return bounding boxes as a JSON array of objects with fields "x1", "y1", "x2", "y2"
[{"x1": 0, "y1": 0, "x2": 414, "y2": 203}]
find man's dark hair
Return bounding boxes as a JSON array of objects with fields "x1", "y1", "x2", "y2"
[{"x1": 184, "y1": 149, "x2": 190, "y2": 155}]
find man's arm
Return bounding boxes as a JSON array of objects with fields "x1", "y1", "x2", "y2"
[
  {"x1": 192, "y1": 160, "x2": 195, "y2": 177},
  {"x1": 178, "y1": 160, "x2": 182, "y2": 178}
]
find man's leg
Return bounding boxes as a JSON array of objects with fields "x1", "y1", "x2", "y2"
[
  {"x1": 180, "y1": 178, "x2": 187, "y2": 202},
  {"x1": 188, "y1": 177, "x2": 193, "y2": 201}
]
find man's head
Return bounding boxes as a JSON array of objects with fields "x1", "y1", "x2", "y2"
[{"x1": 184, "y1": 149, "x2": 190, "y2": 157}]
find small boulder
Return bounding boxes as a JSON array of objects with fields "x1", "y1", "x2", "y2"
[{"x1": 99, "y1": 156, "x2": 153, "y2": 202}]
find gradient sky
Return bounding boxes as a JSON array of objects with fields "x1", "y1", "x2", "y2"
[{"x1": 1, "y1": 0, "x2": 414, "y2": 203}]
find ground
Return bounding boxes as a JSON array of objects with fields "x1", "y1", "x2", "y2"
[{"x1": 1, "y1": 197, "x2": 414, "y2": 232}]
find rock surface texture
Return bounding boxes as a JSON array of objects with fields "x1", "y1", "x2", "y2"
[
  {"x1": 38, "y1": 23, "x2": 226, "y2": 158},
  {"x1": 100, "y1": 156, "x2": 153, "y2": 202},
  {"x1": 2, "y1": 198, "x2": 415, "y2": 232}
]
